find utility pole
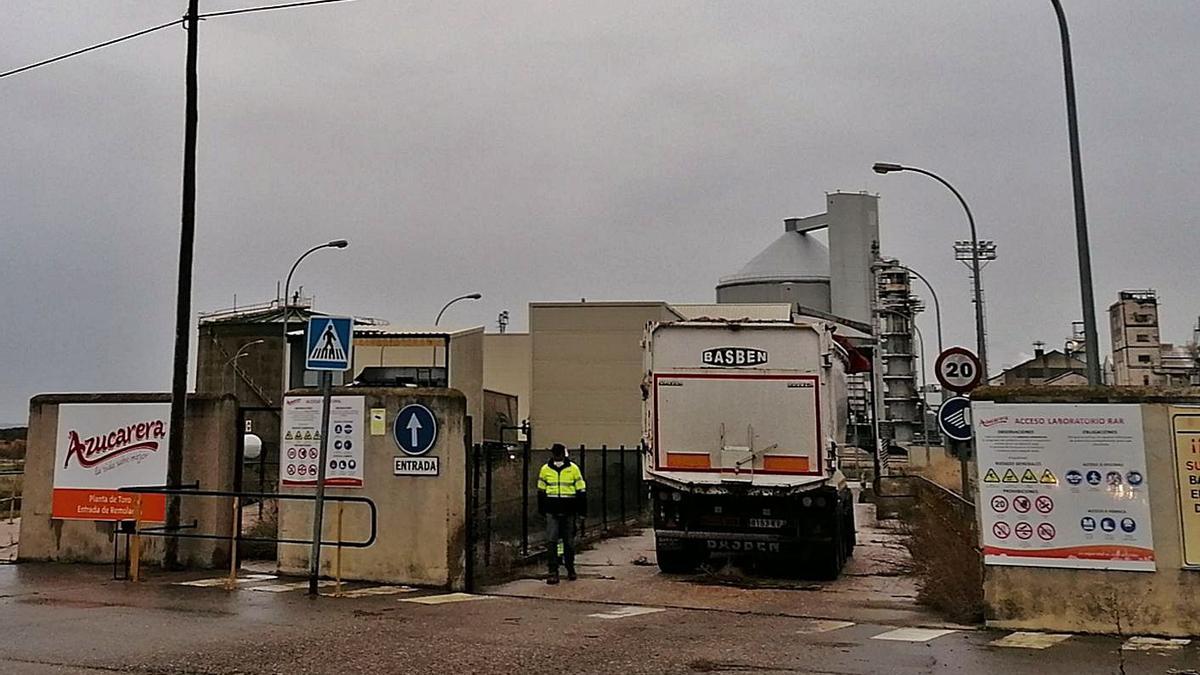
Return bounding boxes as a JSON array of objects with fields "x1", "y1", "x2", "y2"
[{"x1": 165, "y1": 0, "x2": 200, "y2": 568}]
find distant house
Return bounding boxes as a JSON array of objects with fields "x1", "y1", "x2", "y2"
[{"x1": 988, "y1": 346, "x2": 1088, "y2": 387}]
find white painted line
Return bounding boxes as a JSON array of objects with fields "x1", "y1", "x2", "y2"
[
  {"x1": 250, "y1": 580, "x2": 336, "y2": 593},
  {"x1": 588, "y1": 606, "x2": 666, "y2": 620},
  {"x1": 794, "y1": 619, "x2": 855, "y2": 635},
  {"x1": 1122, "y1": 636, "x2": 1191, "y2": 651},
  {"x1": 989, "y1": 632, "x2": 1073, "y2": 649},
  {"x1": 871, "y1": 627, "x2": 958, "y2": 643},
  {"x1": 176, "y1": 574, "x2": 276, "y2": 587},
  {"x1": 326, "y1": 585, "x2": 414, "y2": 598},
  {"x1": 402, "y1": 593, "x2": 493, "y2": 605}
]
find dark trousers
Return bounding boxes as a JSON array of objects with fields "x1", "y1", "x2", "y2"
[{"x1": 545, "y1": 513, "x2": 576, "y2": 574}]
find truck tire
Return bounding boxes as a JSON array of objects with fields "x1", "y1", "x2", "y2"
[
  {"x1": 814, "y1": 507, "x2": 845, "y2": 580},
  {"x1": 842, "y1": 494, "x2": 857, "y2": 559},
  {"x1": 656, "y1": 545, "x2": 699, "y2": 574}
]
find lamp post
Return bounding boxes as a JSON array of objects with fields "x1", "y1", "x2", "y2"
[
  {"x1": 897, "y1": 265, "x2": 943, "y2": 356},
  {"x1": 281, "y1": 240, "x2": 349, "y2": 390},
  {"x1": 1050, "y1": 0, "x2": 1101, "y2": 385},
  {"x1": 223, "y1": 339, "x2": 265, "y2": 393},
  {"x1": 433, "y1": 293, "x2": 482, "y2": 366},
  {"x1": 873, "y1": 162, "x2": 987, "y2": 376}
]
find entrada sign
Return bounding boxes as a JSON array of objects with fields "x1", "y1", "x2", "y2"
[{"x1": 701, "y1": 347, "x2": 768, "y2": 367}]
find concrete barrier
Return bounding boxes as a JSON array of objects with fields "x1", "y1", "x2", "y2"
[
  {"x1": 974, "y1": 386, "x2": 1200, "y2": 637},
  {"x1": 18, "y1": 393, "x2": 238, "y2": 568},
  {"x1": 277, "y1": 388, "x2": 468, "y2": 589}
]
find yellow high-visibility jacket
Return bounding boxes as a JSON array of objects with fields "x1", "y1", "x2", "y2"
[{"x1": 537, "y1": 460, "x2": 587, "y2": 514}]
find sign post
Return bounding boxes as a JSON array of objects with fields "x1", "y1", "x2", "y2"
[
  {"x1": 934, "y1": 346, "x2": 984, "y2": 501},
  {"x1": 304, "y1": 316, "x2": 354, "y2": 596}
]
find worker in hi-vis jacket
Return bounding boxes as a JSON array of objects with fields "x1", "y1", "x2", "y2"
[{"x1": 537, "y1": 443, "x2": 587, "y2": 584}]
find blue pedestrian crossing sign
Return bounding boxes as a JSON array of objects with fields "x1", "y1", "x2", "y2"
[
  {"x1": 938, "y1": 396, "x2": 973, "y2": 442},
  {"x1": 305, "y1": 316, "x2": 354, "y2": 371},
  {"x1": 394, "y1": 404, "x2": 438, "y2": 456}
]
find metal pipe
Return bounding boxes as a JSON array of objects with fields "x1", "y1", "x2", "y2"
[
  {"x1": 898, "y1": 265, "x2": 943, "y2": 355},
  {"x1": 223, "y1": 339, "x2": 265, "y2": 393},
  {"x1": 1050, "y1": 0, "x2": 1101, "y2": 385}
]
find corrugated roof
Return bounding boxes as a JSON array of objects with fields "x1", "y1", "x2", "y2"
[{"x1": 718, "y1": 231, "x2": 830, "y2": 286}]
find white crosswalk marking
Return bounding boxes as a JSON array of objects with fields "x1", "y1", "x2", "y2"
[
  {"x1": 402, "y1": 593, "x2": 493, "y2": 605},
  {"x1": 1122, "y1": 636, "x2": 1190, "y2": 651},
  {"x1": 326, "y1": 585, "x2": 414, "y2": 598},
  {"x1": 871, "y1": 627, "x2": 957, "y2": 643},
  {"x1": 176, "y1": 574, "x2": 276, "y2": 587},
  {"x1": 250, "y1": 580, "x2": 336, "y2": 593},
  {"x1": 588, "y1": 606, "x2": 666, "y2": 620},
  {"x1": 794, "y1": 619, "x2": 855, "y2": 634},
  {"x1": 990, "y1": 632, "x2": 1073, "y2": 649}
]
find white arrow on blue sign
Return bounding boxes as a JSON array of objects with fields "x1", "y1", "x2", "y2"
[
  {"x1": 938, "y1": 396, "x2": 973, "y2": 442},
  {"x1": 394, "y1": 404, "x2": 438, "y2": 456}
]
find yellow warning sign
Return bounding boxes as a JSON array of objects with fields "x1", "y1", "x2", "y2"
[
  {"x1": 1021, "y1": 469, "x2": 1039, "y2": 483},
  {"x1": 1002, "y1": 468, "x2": 1019, "y2": 483},
  {"x1": 285, "y1": 431, "x2": 293, "y2": 440},
  {"x1": 1040, "y1": 469, "x2": 1058, "y2": 484},
  {"x1": 304, "y1": 431, "x2": 313, "y2": 440},
  {"x1": 314, "y1": 431, "x2": 322, "y2": 441},
  {"x1": 983, "y1": 468, "x2": 1001, "y2": 483}
]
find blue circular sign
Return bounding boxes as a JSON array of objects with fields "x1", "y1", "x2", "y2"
[
  {"x1": 1100, "y1": 517, "x2": 1117, "y2": 533},
  {"x1": 937, "y1": 396, "x2": 973, "y2": 442},
  {"x1": 394, "y1": 404, "x2": 438, "y2": 456},
  {"x1": 1126, "y1": 471, "x2": 1144, "y2": 487},
  {"x1": 1066, "y1": 470, "x2": 1083, "y2": 486},
  {"x1": 1086, "y1": 470, "x2": 1102, "y2": 486},
  {"x1": 1120, "y1": 517, "x2": 1137, "y2": 533},
  {"x1": 1080, "y1": 516, "x2": 1096, "y2": 532}
]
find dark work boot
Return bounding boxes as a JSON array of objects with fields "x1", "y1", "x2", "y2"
[
  {"x1": 546, "y1": 570, "x2": 560, "y2": 585},
  {"x1": 566, "y1": 565, "x2": 577, "y2": 581}
]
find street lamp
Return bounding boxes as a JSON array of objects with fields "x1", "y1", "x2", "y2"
[
  {"x1": 873, "y1": 162, "x2": 988, "y2": 377},
  {"x1": 1050, "y1": 0, "x2": 1101, "y2": 385},
  {"x1": 435, "y1": 293, "x2": 483, "y2": 326},
  {"x1": 433, "y1": 293, "x2": 482, "y2": 367},
  {"x1": 281, "y1": 240, "x2": 349, "y2": 390},
  {"x1": 223, "y1": 339, "x2": 265, "y2": 392}
]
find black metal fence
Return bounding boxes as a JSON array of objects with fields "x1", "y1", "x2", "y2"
[{"x1": 467, "y1": 443, "x2": 648, "y2": 577}]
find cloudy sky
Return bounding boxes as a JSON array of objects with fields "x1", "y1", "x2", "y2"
[{"x1": 2, "y1": 1, "x2": 1198, "y2": 422}]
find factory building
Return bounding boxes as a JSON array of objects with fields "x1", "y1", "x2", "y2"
[{"x1": 1109, "y1": 290, "x2": 1200, "y2": 387}]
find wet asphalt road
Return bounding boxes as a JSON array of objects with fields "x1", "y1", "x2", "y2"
[{"x1": 2, "y1": 504, "x2": 1198, "y2": 674}]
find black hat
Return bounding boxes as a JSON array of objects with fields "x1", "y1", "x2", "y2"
[{"x1": 550, "y1": 443, "x2": 567, "y2": 457}]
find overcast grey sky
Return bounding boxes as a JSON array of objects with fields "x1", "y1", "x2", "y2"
[{"x1": 2, "y1": 1, "x2": 1198, "y2": 423}]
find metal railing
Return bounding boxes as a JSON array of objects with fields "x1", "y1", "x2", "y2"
[{"x1": 467, "y1": 443, "x2": 648, "y2": 580}]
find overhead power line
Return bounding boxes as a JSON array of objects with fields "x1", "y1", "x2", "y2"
[
  {"x1": 0, "y1": 19, "x2": 182, "y2": 80},
  {"x1": 0, "y1": 0, "x2": 360, "y2": 81}
]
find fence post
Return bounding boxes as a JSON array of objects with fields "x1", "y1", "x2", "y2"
[
  {"x1": 467, "y1": 441, "x2": 480, "y2": 591},
  {"x1": 577, "y1": 444, "x2": 586, "y2": 538},
  {"x1": 619, "y1": 444, "x2": 626, "y2": 524},
  {"x1": 637, "y1": 442, "x2": 645, "y2": 515},
  {"x1": 601, "y1": 445, "x2": 608, "y2": 531},
  {"x1": 521, "y1": 438, "x2": 530, "y2": 558},
  {"x1": 484, "y1": 446, "x2": 494, "y2": 566}
]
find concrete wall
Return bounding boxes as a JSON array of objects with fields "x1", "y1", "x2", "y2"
[
  {"x1": 483, "y1": 333, "x2": 531, "y2": 425},
  {"x1": 530, "y1": 302, "x2": 679, "y2": 448},
  {"x1": 277, "y1": 388, "x2": 467, "y2": 589},
  {"x1": 974, "y1": 386, "x2": 1200, "y2": 636},
  {"x1": 19, "y1": 393, "x2": 239, "y2": 568},
  {"x1": 450, "y1": 329, "x2": 485, "y2": 445}
]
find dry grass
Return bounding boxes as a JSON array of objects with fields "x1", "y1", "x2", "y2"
[{"x1": 903, "y1": 483, "x2": 985, "y2": 624}]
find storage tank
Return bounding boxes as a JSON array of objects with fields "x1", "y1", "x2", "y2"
[{"x1": 715, "y1": 218, "x2": 832, "y2": 312}]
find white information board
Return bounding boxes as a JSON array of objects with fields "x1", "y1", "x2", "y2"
[
  {"x1": 974, "y1": 402, "x2": 1155, "y2": 571},
  {"x1": 282, "y1": 396, "x2": 365, "y2": 488}
]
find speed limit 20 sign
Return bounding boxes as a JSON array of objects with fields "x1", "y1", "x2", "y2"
[{"x1": 935, "y1": 347, "x2": 982, "y2": 393}]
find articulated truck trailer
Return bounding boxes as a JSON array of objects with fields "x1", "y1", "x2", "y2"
[{"x1": 642, "y1": 319, "x2": 856, "y2": 579}]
